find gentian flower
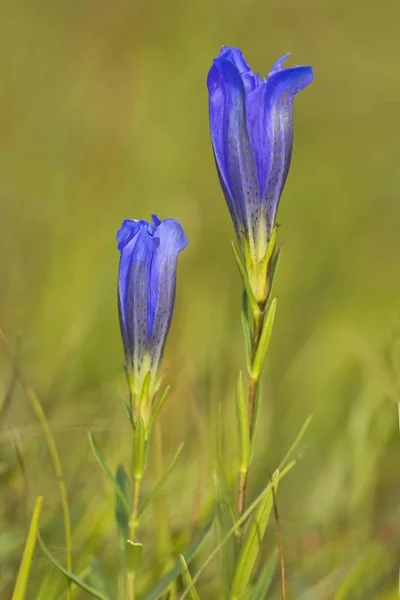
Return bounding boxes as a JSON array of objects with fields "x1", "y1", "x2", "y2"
[
  {"x1": 117, "y1": 215, "x2": 187, "y2": 406},
  {"x1": 207, "y1": 46, "x2": 313, "y2": 303}
]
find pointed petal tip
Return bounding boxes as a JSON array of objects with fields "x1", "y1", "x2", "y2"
[
  {"x1": 267, "y1": 64, "x2": 313, "y2": 96},
  {"x1": 116, "y1": 219, "x2": 139, "y2": 249},
  {"x1": 271, "y1": 52, "x2": 291, "y2": 72}
]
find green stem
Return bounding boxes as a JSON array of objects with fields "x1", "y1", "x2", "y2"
[
  {"x1": 128, "y1": 475, "x2": 142, "y2": 600},
  {"x1": 237, "y1": 310, "x2": 264, "y2": 524}
]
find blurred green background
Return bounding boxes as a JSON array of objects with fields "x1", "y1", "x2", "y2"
[{"x1": 0, "y1": 0, "x2": 399, "y2": 598}]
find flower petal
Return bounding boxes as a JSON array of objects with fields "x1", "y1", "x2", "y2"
[
  {"x1": 246, "y1": 65, "x2": 313, "y2": 229},
  {"x1": 147, "y1": 219, "x2": 187, "y2": 369},
  {"x1": 270, "y1": 53, "x2": 290, "y2": 73},
  {"x1": 117, "y1": 219, "x2": 141, "y2": 250},
  {"x1": 217, "y1": 46, "x2": 257, "y2": 92},
  {"x1": 207, "y1": 57, "x2": 259, "y2": 242},
  {"x1": 118, "y1": 227, "x2": 159, "y2": 368}
]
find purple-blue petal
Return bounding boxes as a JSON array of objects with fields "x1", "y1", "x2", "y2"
[
  {"x1": 117, "y1": 219, "x2": 141, "y2": 250},
  {"x1": 117, "y1": 216, "x2": 187, "y2": 377},
  {"x1": 270, "y1": 53, "x2": 291, "y2": 74},
  {"x1": 207, "y1": 47, "x2": 313, "y2": 257},
  {"x1": 118, "y1": 227, "x2": 159, "y2": 367},
  {"x1": 246, "y1": 65, "x2": 313, "y2": 227},
  {"x1": 147, "y1": 219, "x2": 187, "y2": 365},
  {"x1": 217, "y1": 46, "x2": 257, "y2": 93},
  {"x1": 207, "y1": 57, "x2": 259, "y2": 241}
]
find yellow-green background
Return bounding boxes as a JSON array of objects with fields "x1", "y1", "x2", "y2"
[{"x1": 0, "y1": 0, "x2": 399, "y2": 598}]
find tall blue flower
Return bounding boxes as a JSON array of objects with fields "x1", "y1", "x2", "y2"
[
  {"x1": 117, "y1": 215, "x2": 187, "y2": 402},
  {"x1": 207, "y1": 47, "x2": 313, "y2": 301}
]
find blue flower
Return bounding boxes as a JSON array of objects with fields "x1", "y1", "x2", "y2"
[
  {"x1": 117, "y1": 215, "x2": 187, "y2": 399},
  {"x1": 207, "y1": 47, "x2": 312, "y2": 299}
]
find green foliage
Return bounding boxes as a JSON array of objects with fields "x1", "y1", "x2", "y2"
[
  {"x1": 251, "y1": 297, "x2": 277, "y2": 379},
  {"x1": 11, "y1": 496, "x2": 43, "y2": 600},
  {"x1": 248, "y1": 549, "x2": 278, "y2": 600},
  {"x1": 179, "y1": 555, "x2": 201, "y2": 600},
  {"x1": 230, "y1": 471, "x2": 279, "y2": 599},
  {"x1": 37, "y1": 533, "x2": 110, "y2": 600}
]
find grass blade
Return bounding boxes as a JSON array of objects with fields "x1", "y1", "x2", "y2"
[
  {"x1": 278, "y1": 415, "x2": 313, "y2": 471},
  {"x1": 230, "y1": 470, "x2": 279, "y2": 598},
  {"x1": 37, "y1": 532, "x2": 110, "y2": 600},
  {"x1": 12, "y1": 496, "x2": 43, "y2": 600},
  {"x1": 179, "y1": 555, "x2": 201, "y2": 600},
  {"x1": 248, "y1": 549, "x2": 278, "y2": 600}
]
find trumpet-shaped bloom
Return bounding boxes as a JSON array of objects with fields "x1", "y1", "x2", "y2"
[
  {"x1": 117, "y1": 215, "x2": 187, "y2": 397},
  {"x1": 207, "y1": 46, "x2": 313, "y2": 264}
]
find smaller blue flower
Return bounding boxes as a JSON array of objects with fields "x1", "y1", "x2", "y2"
[{"x1": 117, "y1": 215, "x2": 187, "y2": 399}]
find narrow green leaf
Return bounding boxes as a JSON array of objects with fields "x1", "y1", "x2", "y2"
[
  {"x1": 37, "y1": 532, "x2": 110, "y2": 600},
  {"x1": 241, "y1": 292, "x2": 252, "y2": 375},
  {"x1": 230, "y1": 471, "x2": 280, "y2": 599},
  {"x1": 139, "y1": 442, "x2": 184, "y2": 518},
  {"x1": 125, "y1": 541, "x2": 143, "y2": 575},
  {"x1": 115, "y1": 464, "x2": 132, "y2": 541},
  {"x1": 116, "y1": 388, "x2": 133, "y2": 427},
  {"x1": 12, "y1": 496, "x2": 43, "y2": 600},
  {"x1": 236, "y1": 372, "x2": 250, "y2": 472},
  {"x1": 278, "y1": 415, "x2": 313, "y2": 471},
  {"x1": 180, "y1": 555, "x2": 201, "y2": 600},
  {"x1": 248, "y1": 549, "x2": 278, "y2": 600},
  {"x1": 133, "y1": 414, "x2": 146, "y2": 480},
  {"x1": 88, "y1": 432, "x2": 131, "y2": 517},
  {"x1": 231, "y1": 241, "x2": 258, "y2": 314},
  {"x1": 146, "y1": 386, "x2": 171, "y2": 436},
  {"x1": 251, "y1": 298, "x2": 277, "y2": 380},
  {"x1": 142, "y1": 518, "x2": 213, "y2": 600}
]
